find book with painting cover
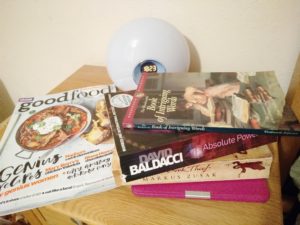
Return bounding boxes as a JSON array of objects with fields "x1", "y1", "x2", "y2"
[
  {"x1": 122, "y1": 72, "x2": 300, "y2": 136},
  {"x1": 0, "y1": 85, "x2": 118, "y2": 216},
  {"x1": 128, "y1": 144, "x2": 273, "y2": 185},
  {"x1": 105, "y1": 91, "x2": 277, "y2": 182}
]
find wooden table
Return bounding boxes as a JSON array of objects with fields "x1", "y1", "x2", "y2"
[{"x1": 0, "y1": 65, "x2": 283, "y2": 225}]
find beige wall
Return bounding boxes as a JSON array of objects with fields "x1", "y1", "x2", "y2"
[{"x1": 0, "y1": 0, "x2": 300, "y2": 102}]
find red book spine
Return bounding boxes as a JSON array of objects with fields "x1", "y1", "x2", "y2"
[{"x1": 122, "y1": 73, "x2": 148, "y2": 128}]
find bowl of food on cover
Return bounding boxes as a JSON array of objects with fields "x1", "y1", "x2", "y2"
[{"x1": 15, "y1": 104, "x2": 91, "y2": 158}]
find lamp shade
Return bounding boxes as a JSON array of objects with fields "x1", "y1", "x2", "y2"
[{"x1": 107, "y1": 17, "x2": 190, "y2": 90}]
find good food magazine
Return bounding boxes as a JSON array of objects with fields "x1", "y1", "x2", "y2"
[
  {"x1": 105, "y1": 91, "x2": 277, "y2": 182},
  {"x1": 123, "y1": 72, "x2": 300, "y2": 136},
  {"x1": 0, "y1": 85, "x2": 117, "y2": 216}
]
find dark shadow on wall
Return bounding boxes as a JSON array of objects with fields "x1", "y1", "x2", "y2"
[
  {"x1": 186, "y1": 37, "x2": 201, "y2": 72},
  {"x1": 0, "y1": 79, "x2": 14, "y2": 122}
]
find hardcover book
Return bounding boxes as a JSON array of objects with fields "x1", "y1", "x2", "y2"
[
  {"x1": 0, "y1": 85, "x2": 117, "y2": 216},
  {"x1": 131, "y1": 179, "x2": 270, "y2": 202},
  {"x1": 105, "y1": 91, "x2": 277, "y2": 182},
  {"x1": 123, "y1": 72, "x2": 300, "y2": 136},
  {"x1": 128, "y1": 144, "x2": 273, "y2": 185}
]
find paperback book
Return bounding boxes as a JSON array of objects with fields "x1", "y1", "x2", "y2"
[
  {"x1": 128, "y1": 144, "x2": 273, "y2": 185},
  {"x1": 123, "y1": 72, "x2": 300, "y2": 136},
  {"x1": 105, "y1": 91, "x2": 277, "y2": 182},
  {"x1": 0, "y1": 85, "x2": 117, "y2": 216}
]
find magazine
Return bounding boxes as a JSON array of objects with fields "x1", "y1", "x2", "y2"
[
  {"x1": 128, "y1": 144, "x2": 273, "y2": 185},
  {"x1": 0, "y1": 85, "x2": 117, "y2": 216},
  {"x1": 123, "y1": 72, "x2": 300, "y2": 136},
  {"x1": 105, "y1": 91, "x2": 277, "y2": 182}
]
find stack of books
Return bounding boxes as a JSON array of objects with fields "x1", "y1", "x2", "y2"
[
  {"x1": 0, "y1": 71, "x2": 299, "y2": 216},
  {"x1": 106, "y1": 71, "x2": 300, "y2": 202}
]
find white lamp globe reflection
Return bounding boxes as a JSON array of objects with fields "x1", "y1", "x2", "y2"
[{"x1": 107, "y1": 17, "x2": 190, "y2": 90}]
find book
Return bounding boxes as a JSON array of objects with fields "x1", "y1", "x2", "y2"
[
  {"x1": 123, "y1": 72, "x2": 300, "y2": 136},
  {"x1": 128, "y1": 144, "x2": 273, "y2": 185},
  {"x1": 131, "y1": 179, "x2": 270, "y2": 202},
  {"x1": 0, "y1": 85, "x2": 118, "y2": 216},
  {"x1": 105, "y1": 91, "x2": 277, "y2": 182}
]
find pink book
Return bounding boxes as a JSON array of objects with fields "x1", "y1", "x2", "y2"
[{"x1": 131, "y1": 179, "x2": 270, "y2": 202}]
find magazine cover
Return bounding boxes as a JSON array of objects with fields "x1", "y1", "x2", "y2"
[
  {"x1": 105, "y1": 91, "x2": 277, "y2": 182},
  {"x1": 0, "y1": 85, "x2": 117, "y2": 216},
  {"x1": 123, "y1": 72, "x2": 300, "y2": 136},
  {"x1": 128, "y1": 144, "x2": 273, "y2": 185}
]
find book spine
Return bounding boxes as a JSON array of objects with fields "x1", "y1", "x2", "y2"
[
  {"x1": 120, "y1": 134, "x2": 277, "y2": 182},
  {"x1": 128, "y1": 154, "x2": 272, "y2": 185},
  {"x1": 132, "y1": 123, "x2": 300, "y2": 136},
  {"x1": 122, "y1": 73, "x2": 148, "y2": 128}
]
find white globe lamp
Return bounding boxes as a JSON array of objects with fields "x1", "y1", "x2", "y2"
[{"x1": 107, "y1": 17, "x2": 190, "y2": 90}]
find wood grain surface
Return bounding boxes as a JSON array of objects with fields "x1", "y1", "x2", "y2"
[{"x1": 0, "y1": 65, "x2": 283, "y2": 225}]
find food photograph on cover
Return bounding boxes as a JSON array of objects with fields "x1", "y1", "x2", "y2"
[
  {"x1": 16, "y1": 105, "x2": 90, "y2": 150},
  {"x1": 80, "y1": 99, "x2": 113, "y2": 145},
  {"x1": 14, "y1": 100, "x2": 113, "y2": 159}
]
